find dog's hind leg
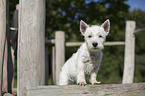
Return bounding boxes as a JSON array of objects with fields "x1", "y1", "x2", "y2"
[{"x1": 59, "y1": 70, "x2": 68, "y2": 85}]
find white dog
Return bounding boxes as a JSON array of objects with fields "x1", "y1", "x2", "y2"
[{"x1": 59, "y1": 19, "x2": 110, "y2": 85}]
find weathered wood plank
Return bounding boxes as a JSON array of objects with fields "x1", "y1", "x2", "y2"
[
  {"x1": 45, "y1": 46, "x2": 49, "y2": 85},
  {"x1": 26, "y1": 83, "x2": 145, "y2": 96},
  {"x1": 104, "y1": 41, "x2": 125, "y2": 46},
  {"x1": 0, "y1": 0, "x2": 7, "y2": 95},
  {"x1": 55, "y1": 31, "x2": 65, "y2": 85},
  {"x1": 18, "y1": 0, "x2": 46, "y2": 96},
  {"x1": 2, "y1": 42, "x2": 8, "y2": 92},
  {"x1": 45, "y1": 39, "x2": 55, "y2": 45},
  {"x1": 52, "y1": 46, "x2": 56, "y2": 84},
  {"x1": 45, "y1": 40, "x2": 125, "y2": 47},
  {"x1": 123, "y1": 21, "x2": 136, "y2": 84},
  {"x1": 66, "y1": 41, "x2": 125, "y2": 47}
]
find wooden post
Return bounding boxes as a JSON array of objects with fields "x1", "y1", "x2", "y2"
[
  {"x1": 3, "y1": 42, "x2": 8, "y2": 92},
  {"x1": 55, "y1": 31, "x2": 65, "y2": 85},
  {"x1": 122, "y1": 21, "x2": 136, "y2": 84},
  {"x1": 18, "y1": 0, "x2": 46, "y2": 96},
  {"x1": 52, "y1": 46, "x2": 56, "y2": 84},
  {"x1": 0, "y1": 0, "x2": 6, "y2": 95},
  {"x1": 45, "y1": 46, "x2": 49, "y2": 85}
]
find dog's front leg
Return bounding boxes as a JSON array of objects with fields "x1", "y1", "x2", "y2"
[
  {"x1": 77, "y1": 71, "x2": 87, "y2": 85},
  {"x1": 90, "y1": 72, "x2": 101, "y2": 85}
]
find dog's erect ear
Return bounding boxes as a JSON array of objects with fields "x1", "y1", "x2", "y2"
[
  {"x1": 80, "y1": 20, "x2": 88, "y2": 35},
  {"x1": 101, "y1": 19, "x2": 110, "y2": 34}
]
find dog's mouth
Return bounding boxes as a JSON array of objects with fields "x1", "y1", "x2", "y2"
[
  {"x1": 90, "y1": 47, "x2": 100, "y2": 51},
  {"x1": 94, "y1": 47, "x2": 99, "y2": 49}
]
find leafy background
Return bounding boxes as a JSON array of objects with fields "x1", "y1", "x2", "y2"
[{"x1": 9, "y1": 0, "x2": 145, "y2": 85}]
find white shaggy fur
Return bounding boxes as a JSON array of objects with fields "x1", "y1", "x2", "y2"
[{"x1": 59, "y1": 19, "x2": 110, "y2": 85}]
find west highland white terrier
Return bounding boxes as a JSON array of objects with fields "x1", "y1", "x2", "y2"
[{"x1": 59, "y1": 19, "x2": 110, "y2": 85}]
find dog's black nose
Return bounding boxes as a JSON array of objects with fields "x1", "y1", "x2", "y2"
[{"x1": 92, "y1": 42, "x2": 98, "y2": 47}]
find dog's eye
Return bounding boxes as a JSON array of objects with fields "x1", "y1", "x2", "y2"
[
  {"x1": 99, "y1": 35, "x2": 103, "y2": 38},
  {"x1": 88, "y1": 35, "x2": 92, "y2": 38}
]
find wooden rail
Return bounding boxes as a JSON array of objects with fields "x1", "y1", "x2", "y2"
[
  {"x1": 45, "y1": 40, "x2": 125, "y2": 47},
  {"x1": 66, "y1": 41, "x2": 125, "y2": 47},
  {"x1": 134, "y1": 27, "x2": 145, "y2": 34},
  {"x1": 45, "y1": 39, "x2": 55, "y2": 45}
]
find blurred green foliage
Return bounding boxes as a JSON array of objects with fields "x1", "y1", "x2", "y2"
[
  {"x1": 45, "y1": 0, "x2": 129, "y2": 41},
  {"x1": 9, "y1": 0, "x2": 145, "y2": 84}
]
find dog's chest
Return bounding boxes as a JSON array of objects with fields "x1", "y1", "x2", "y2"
[{"x1": 83, "y1": 54, "x2": 100, "y2": 74}]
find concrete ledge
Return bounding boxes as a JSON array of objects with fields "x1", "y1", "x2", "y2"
[{"x1": 26, "y1": 83, "x2": 145, "y2": 96}]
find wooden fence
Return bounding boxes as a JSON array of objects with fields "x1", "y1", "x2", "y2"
[{"x1": 0, "y1": 1, "x2": 145, "y2": 96}]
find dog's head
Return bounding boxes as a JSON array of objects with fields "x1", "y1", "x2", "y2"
[{"x1": 80, "y1": 19, "x2": 110, "y2": 52}]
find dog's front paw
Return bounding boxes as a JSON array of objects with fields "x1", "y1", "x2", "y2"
[
  {"x1": 90, "y1": 80, "x2": 101, "y2": 85},
  {"x1": 77, "y1": 79, "x2": 87, "y2": 86}
]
